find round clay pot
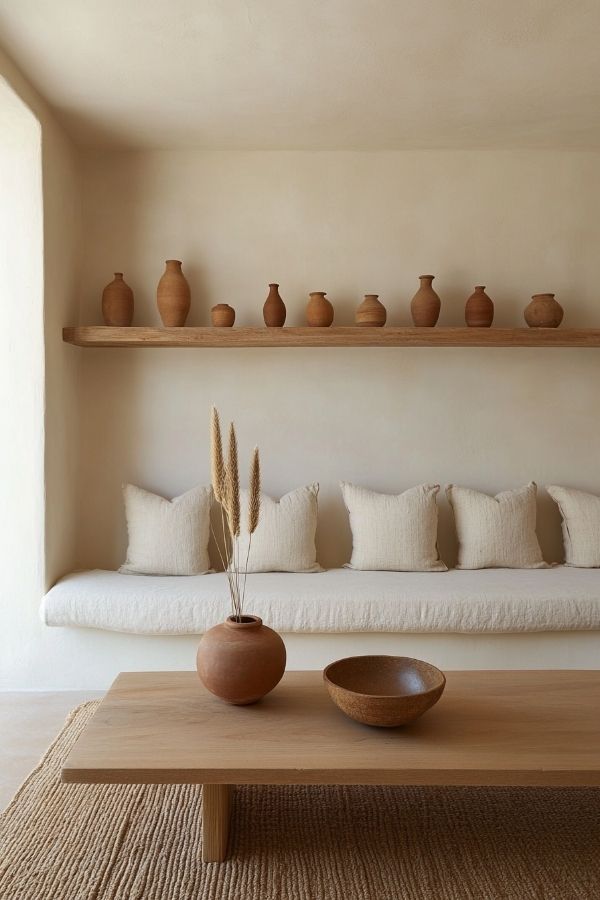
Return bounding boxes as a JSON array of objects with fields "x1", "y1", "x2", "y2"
[
  {"x1": 356, "y1": 294, "x2": 386, "y2": 327},
  {"x1": 197, "y1": 615, "x2": 286, "y2": 705},
  {"x1": 524, "y1": 293, "x2": 564, "y2": 328},
  {"x1": 157, "y1": 260, "x2": 191, "y2": 327},
  {"x1": 410, "y1": 275, "x2": 441, "y2": 327},
  {"x1": 465, "y1": 285, "x2": 494, "y2": 327},
  {"x1": 211, "y1": 303, "x2": 236, "y2": 326},
  {"x1": 263, "y1": 283, "x2": 286, "y2": 327},
  {"x1": 306, "y1": 292, "x2": 334, "y2": 327},
  {"x1": 101, "y1": 273, "x2": 134, "y2": 326}
]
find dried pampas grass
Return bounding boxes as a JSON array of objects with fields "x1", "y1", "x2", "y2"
[{"x1": 248, "y1": 447, "x2": 261, "y2": 534}]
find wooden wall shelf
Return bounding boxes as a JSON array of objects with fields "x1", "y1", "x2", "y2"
[{"x1": 62, "y1": 326, "x2": 600, "y2": 349}]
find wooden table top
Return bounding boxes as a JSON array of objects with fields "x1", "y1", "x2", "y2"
[{"x1": 62, "y1": 670, "x2": 600, "y2": 787}]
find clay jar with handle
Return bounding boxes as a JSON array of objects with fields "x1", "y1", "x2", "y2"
[
  {"x1": 306, "y1": 291, "x2": 334, "y2": 327},
  {"x1": 410, "y1": 275, "x2": 441, "y2": 327},
  {"x1": 197, "y1": 615, "x2": 286, "y2": 705},
  {"x1": 102, "y1": 273, "x2": 134, "y2": 326},
  {"x1": 263, "y1": 283, "x2": 286, "y2": 327},
  {"x1": 157, "y1": 259, "x2": 191, "y2": 326},
  {"x1": 211, "y1": 303, "x2": 235, "y2": 326},
  {"x1": 356, "y1": 294, "x2": 387, "y2": 327},
  {"x1": 465, "y1": 285, "x2": 494, "y2": 327},
  {"x1": 524, "y1": 293, "x2": 564, "y2": 328}
]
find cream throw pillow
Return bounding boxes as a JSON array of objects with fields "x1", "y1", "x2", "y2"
[
  {"x1": 120, "y1": 484, "x2": 212, "y2": 575},
  {"x1": 447, "y1": 482, "x2": 546, "y2": 570},
  {"x1": 341, "y1": 482, "x2": 447, "y2": 572},
  {"x1": 547, "y1": 485, "x2": 600, "y2": 567},
  {"x1": 237, "y1": 484, "x2": 321, "y2": 573}
]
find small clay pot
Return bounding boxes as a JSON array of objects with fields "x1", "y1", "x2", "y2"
[
  {"x1": 157, "y1": 260, "x2": 191, "y2": 327},
  {"x1": 410, "y1": 275, "x2": 441, "y2": 327},
  {"x1": 197, "y1": 615, "x2": 286, "y2": 705},
  {"x1": 306, "y1": 292, "x2": 334, "y2": 327},
  {"x1": 356, "y1": 294, "x2": 387, "y2": 327},
  {"x1": 465, "y1": 285, "x2": 494, "y2": 327},
  {"x1": 211, "y1": 303, "x2": 236, "y2": 327},
  {"x1": 263, "y1": 283, "x2": 286, "y2": 327},
  {"x1": 102, "y1": 273, "x2": 134, "y2": 326},
  {"x1": 524, "y1": 293, "x2": 564, "y2": 328}
]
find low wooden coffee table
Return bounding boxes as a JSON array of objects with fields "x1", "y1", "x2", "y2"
[{"x1": 62, "y1": 670, "x2": 600, "y2": 861}]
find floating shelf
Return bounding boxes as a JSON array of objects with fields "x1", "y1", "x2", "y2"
[{"x1": 62, "y1": 326, "x2": 600, "y2": 349}]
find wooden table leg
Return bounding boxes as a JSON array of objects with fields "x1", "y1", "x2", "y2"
[{"x1": 202, "y1": 784, "x2": 233, "y2": 862}]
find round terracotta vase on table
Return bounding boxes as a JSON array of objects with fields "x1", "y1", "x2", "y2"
[
  {"x1": 211, "y1": 303, "x2": 236, "y2": 326},
  {"x1": 157, "y1": 259, "x2": 191, "y2": 326},
  {"x1": 356, "y1": 294, "x2": 386, "y2": 326},
  {"x1": 410, "y1": 275, "x2": 441, "y2": 327},
  {"x1": 524, "y1": 293, "x2": 564, "y2": 328},
  {"x1": 102, "y1": 273, "x2": 134, "y2": 326},
  {"x1": 197, "y1": 615, "x2": 286, "y2": 705},
  {"x1": 465, "y1": 285, "x2": 494, "y2": 327},
  {"x1": 306, "y1": 292, "x2": 334, "y2": 327}
]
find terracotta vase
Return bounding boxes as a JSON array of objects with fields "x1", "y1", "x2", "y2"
[
  {"x1": 157, "y1": 260, "x2": 191, "y2": 326},
  {"x1": 524, "y1": 293, "x2": 564, "y2": 328},
  {"x1": 263, "y1": 283, "x2": 286, "y2": 327},
  {"x1": 101, "y1": 273, "x2": 134, "y2": 326},
  {"x1": 356, "y1": 294, "x2": 387, "y2": 327},
  {"x1": 211, "y1": 303, "x2": 235, "y2": 326},
  {"x1": 410, "y1": 275, "x2": 441, "y2": 327},
  {"x1": 306, "y1": 292, "x2": 334, "y2": 327},
  {"x1": 465, "y1": 285, "x2": 494, "y2": 327},
  {"x1": 197, "y1": 615, "x2": 286, "y2": 705}
]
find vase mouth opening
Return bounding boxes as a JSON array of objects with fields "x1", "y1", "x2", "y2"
[
  {"x1": 419, "y1": 274, "x2": 434, "y2": 280},
  {"x1": 165, "y1": 259, "x2": 182, "y2": 266},
  {"x1": 474, "y1": 285, "x2": 486, "y2": 290},
  {"x1": 268, "y1": 283, "x2": 279, "y2": 287},
  {"x1": 226, "y1": 614, "x2": 262, "y2": 628},
  {"x1": 364, "y1": 293, "x2": 379, "y2": 299},
  {"x1": 114, "y1": 272, "x2": 124, "y2": 278},
  {"x1": 309, "y1": 291, "x2": 327, "y2": 296},
  {"x1": 531, "y1": 293, "x2": 555, "y2": 298}
]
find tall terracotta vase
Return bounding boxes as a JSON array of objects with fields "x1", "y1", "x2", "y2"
[
  {"x1": 465, "y1": 285, "x2": 494, "y2": 327},
  {"x1": 306, "y1": 292, "x2": 334, "y2": 327},
  {"x1": 410, "y1": 275, "x2": 441, "y2": 327},
  {"x1": 102, "y1": 273, "x2": 134, "y2": 326},
  {"x1": 524, "y1": 293, "x2": 564, "y2": 328},
  {"x1": 356, "y1": 294, "x2": 387, "y2": 326},
  {"x1": 197, "y1": 615, "x2": 286, "y2": 705},
  {"x1": 157, "y1": 260, "x2": 191, "y2": 326},
  {"x1": 263, "y1": 283, "x2": 286, "y2": 327}
]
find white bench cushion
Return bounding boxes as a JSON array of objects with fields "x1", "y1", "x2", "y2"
[{"x1": 41, "y1": 567, "x2": 600, "y2": 636}]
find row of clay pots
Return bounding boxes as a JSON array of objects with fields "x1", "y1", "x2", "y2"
[{"x1": 102, "y1": 266, "x2": 565, "y2": 329}]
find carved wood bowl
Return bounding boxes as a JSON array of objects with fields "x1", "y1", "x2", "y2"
[{"x1": 323, "y1": 655, "x2": 446, "y2": 727}]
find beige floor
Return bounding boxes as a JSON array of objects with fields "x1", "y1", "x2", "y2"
[{"x1": 0, "y1": 692, "x2": 102, "y2": 811}]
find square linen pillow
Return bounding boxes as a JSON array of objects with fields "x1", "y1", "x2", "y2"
[
  {"x1": 446, "y1": 482, "x2": 546, "y2": 570},
  {"x1": 341, "y1": 482, "x2": 447, "y2": 572},
  {"x1": 547, "y1": 485, "x2": 600, "y2": 567},
  {"x1": 237, "y1": 484, "x2": 321, "y2": 573},
  {"x1": 120, "y1": 483, "x2": 212, "y2": 575}
]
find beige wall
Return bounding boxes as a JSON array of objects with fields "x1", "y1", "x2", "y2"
[{"x1": 76, "y1": 150, "x2": 600, "y2": 571}]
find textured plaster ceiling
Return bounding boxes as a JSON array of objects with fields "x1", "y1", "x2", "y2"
[{"x1": 1, "y1": 0, "x2": 599, "y2": 149}]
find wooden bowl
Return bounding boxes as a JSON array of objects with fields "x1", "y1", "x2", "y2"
[{"x1": 323, "y1": 655, "x2": 446, "y2": 727}]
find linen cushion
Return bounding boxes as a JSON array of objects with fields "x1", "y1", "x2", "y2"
[
  {"x1": 237, "y1": 484, "x2": 321, "y2": 573},
  {"x1": 547, "y1": 485, "x2": 600, "y2": 567},
  {"x1": 120, "y1": 484, "x2": 212, "y2": 576},
  {"x1": 341, "y1": 482, "x2": 447, "y2": 572},
  {"x1": 446, "y1": 482, "x2": 546, "y2": 570}
]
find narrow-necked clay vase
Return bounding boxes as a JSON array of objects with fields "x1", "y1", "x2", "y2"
[
  {"x1": 211, "y1": 303, "x2": 236, "y2": 326},
  {"x1": 102, "y1": 273, "x2": 134, "y2": 326},
  {"x1": 263, "y1": 283, "x2": 286, "y2": 327},
  {"x1": 410, "y1": 275, "x2": 441, "y2": 327},
  {"x1": 197, "y1": 615, "x2": 286, "y2": 705},
  {"x1": 306, "y1": 292, "x2": 334, "y2": 327},
  {"x1": 524, "y1": 293, "x2": 564, "y2": 328},
  {"x1": 157, "y1": 259, "x2": 191, "y2": 326},
  {"x1": 465, "y1": 285, "x2": 494, "y2": 327},
  {"x1": 356, "y1": 294, "x2": 387, "y2": 327}
]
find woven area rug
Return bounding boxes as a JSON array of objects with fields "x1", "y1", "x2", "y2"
[{"x1": 0, "y1": 702, "x2": 598, "y2": 900}]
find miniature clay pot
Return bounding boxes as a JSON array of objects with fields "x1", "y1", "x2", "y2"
[
  {"x1": 211, "y1": 303, "x2": 236, "y2": 326},
  {"x1": 197, "y1": 615, "x2": 286, "y2": 705},
  {"x1": 465, "y1": 285, "x2": 494, "y2": 327},
  {"x1": 306, "y1": 292, "x2": 334, "y2": 327},
  {"x1": 524, "y1": 293, "x2": 564, "y2": 328},
  {"x1": 263, "y1": 283, "x2": 286, "y2": 327},
  {"x1": 157, "y1": 260, "x2": 191, "y2": 326},
  {"x1": 356, "y1": 294, "x2": 387, "y2": 327},
  {"x1": 410, "y1": 275, "x2": 441, "y2": 327},
  {"x1": 101, "y1": 273, "x2": 134, "y2": 326}
]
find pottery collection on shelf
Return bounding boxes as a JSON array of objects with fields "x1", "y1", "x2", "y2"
[
  {"x1": 524, "y1": 293, "x2": 564, "y2": 328},
  {"x1": 465, "y1": 285, "x2": 494, "y2": 327},
  {"x1": 410, "y1": 275, "x2": 441, "y2": 327},
  {"x1": 211, "y1": 303, "x2": 236, "y2": 326},
  {"x1": 157, "y1": 259, "x2": 191, "y2": 326},
  {"x1": 263, "y1": 283, "x2": 286, "y2": 326},
  {"x1": 197, "y1": 614, "x2": 286, "y2": 705},
  {"x1": 356, "y1": 294, "x2": 387, "y2": 327},
  {"x1": 101, "y1": 273, "x2": 134, "y2": 326},
  {"x1": 306, "y1": 291, "x2": 334, "y2": 327}
]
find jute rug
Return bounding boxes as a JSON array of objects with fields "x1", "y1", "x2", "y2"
[{"x1": 0, "y1": 702, "x2": 598, "y2": 900}]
